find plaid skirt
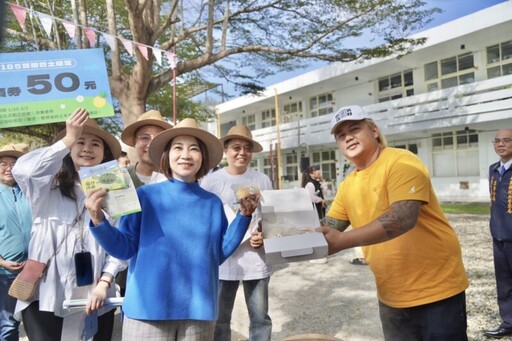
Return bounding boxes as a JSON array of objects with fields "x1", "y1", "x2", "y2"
[{"x1": 122, "y1": 317, "x2": 215, "y2": 341}]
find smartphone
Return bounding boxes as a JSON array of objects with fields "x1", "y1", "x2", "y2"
[{"x1": 74, "y1": 251, "x2": 94, "y2": 287}]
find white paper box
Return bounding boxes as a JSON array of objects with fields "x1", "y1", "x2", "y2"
[{"x1": 261, "y1": 188, "x2": 328, "y2": 264}]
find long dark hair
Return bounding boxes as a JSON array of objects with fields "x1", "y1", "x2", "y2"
[
  {"x1": 54, "y1": 140, "x2": 115, "y2": 200},
  {"x1": 301, "y1": 165, "x2": 319, "y2": 188},
  {"x1": 160, "y1": 136, "x2": 210, "y2": 181}
]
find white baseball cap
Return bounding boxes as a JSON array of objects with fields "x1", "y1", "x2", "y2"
[{"x1": 330, "y1": 105, "x2": 368, "y2": 134}]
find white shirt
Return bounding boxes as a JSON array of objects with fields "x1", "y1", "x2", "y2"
[
  {"x1": 200, "y1": 168, "x2": 273, "y2": 280},
  {"x1": 12, "y1": 141, "x2": 126, "y2": 317}
]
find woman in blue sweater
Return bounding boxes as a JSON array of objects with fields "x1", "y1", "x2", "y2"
[{"x1": 86, "y1": 118, "x2": 259, "y2": 340}]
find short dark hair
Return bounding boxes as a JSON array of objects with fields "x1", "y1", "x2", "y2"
[{"x1": 159, "y1": 137, "x2": 210, "y2": 181}]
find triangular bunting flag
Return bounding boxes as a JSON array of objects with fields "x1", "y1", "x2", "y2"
[
  {"x1": 121, "y1": 38, "x2": 133, "y2": 56},
  {"x1": 136, "y1": 43, "x2": 149, "y2": 60},
  {"x1": 84, "y1": 28, "x2": 96, "y2": 47},
  {"x1": 102, "y1": 33, "x2": 117, "y2": 52},
  {"x1": 9, "y1": 4, "x2": 27, "y2": 29},
  {"x1": 153, "y1": 48, "x2": 162, "y2": 66},
  {"x1": 61, "y1": 21, "x2": 76, "y2": 39},
  {"x1": 38, "y1": 13, "x2": 53, "y2": 38},
  {"x1": 166, "y1": 52, "x2": 178, "y2": 69}
]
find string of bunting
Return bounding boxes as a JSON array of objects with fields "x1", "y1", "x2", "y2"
[{"x1": 6, "y1": 2, "x2": 178, "y2": 69}]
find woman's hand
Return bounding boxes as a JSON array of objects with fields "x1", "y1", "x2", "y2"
[
  {"x1": 85, "y1": 280, "x2": 109, "y2": 315},
  {"x1": 61, "y1": 108, "x2": 89, "y2": 149},
  {"x1": 239, "y1": 194, "x2": 260, "y2": 217},
  {"x1": 85, "y1": 188, "x2": 108, "y2": 225}
]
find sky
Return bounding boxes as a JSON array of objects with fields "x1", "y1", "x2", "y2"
[{"x1": 230, "y1": 0, "x2": 507, "y2": 97}]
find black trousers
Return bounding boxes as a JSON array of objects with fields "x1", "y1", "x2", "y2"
[
  {"x1": 493, "y1": 238, "x2": 512, "y2": 328},
  {"x1": 378, "y1": 291, "x2": 468, "y2": 341},
  {"x1": 22, "y1": 301, "x2": 115, "y2": 341}
]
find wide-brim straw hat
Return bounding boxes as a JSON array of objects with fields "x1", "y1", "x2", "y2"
[
  {"x1": 121, "y1": 110, "x2": 174, "y2": 147},
  {"x1": 219, "y1": 124, "x2": 263, "y2": 153},
  {"x1": 55, "y1": 119, "x2": 122, "y2": 159},
  {"x1": 0, "y1": 143, "x2": 29, "y2": 158},
  {"x1": 148, "y1": 118, "x2": 223, "y2": 169}
]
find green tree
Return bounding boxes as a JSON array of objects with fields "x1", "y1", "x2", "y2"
[{"x1": 2, "y1": 0, "x2": 439, "y2": 129}]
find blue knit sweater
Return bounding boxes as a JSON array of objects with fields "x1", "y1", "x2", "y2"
[{"x1": 90, "y1": 179, "x2": 251, "y2": 321}]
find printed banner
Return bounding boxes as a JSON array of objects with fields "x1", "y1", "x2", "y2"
[{"x1": 0, "y1": 48, "x2": 114, "y2": 128}]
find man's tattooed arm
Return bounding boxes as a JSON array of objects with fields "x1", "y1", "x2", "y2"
[
  {"x1": 321, "y1": 216, "x2": 350, "y2": 232},
  {"x1": 377, "y1": 200, "x2": 422, "y2": 239}
]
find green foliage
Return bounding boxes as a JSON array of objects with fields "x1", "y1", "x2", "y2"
[{"x1": 2, "y1": 0, "x2": 441, "y2": 132}]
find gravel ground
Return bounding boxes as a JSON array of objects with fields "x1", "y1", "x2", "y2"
[
  {"x1": 19, "y1": 214, "x2": 505, "y2": 340},
  {"x1": 230, "y1": 213, "x2": 504, "y2": 340}
]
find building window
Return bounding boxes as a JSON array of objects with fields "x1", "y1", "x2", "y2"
[
  {"x1": 487, "y1": 41, "x2": 512, "y2": 79},
  {"x1": 432, "y1": 129, "x2": 479, "y2": 177},
  {"x1": 311, "y1": 150, "x2": 337, "y2": 182},
  {"x1": 309, "y1": 93, "x2": 334, "y2": 117},
  {"x1": 283, "y1": 152, "x2": 298, "y2": 181},
  {"x1": 261, "y1": 109, "x2": 276, "y2": 128},
  {"x1": 263, "y1": 156, "x2": 276, "y2": 184},
  {"x1": 425, "y1": 53, "x2": 475, "y2": 91},
  {"x1": 391, "y1": 143, "x2": 418, "y2": 155},
  {"x1": 378, "y1": 70, "x2": 414, "y2": 102},
  {"x1": 283, "y1": 101, "x2": 303, "y2": 123},
  {"x1": 241, "y1": 114, "x2": 256, "y2": 130}
]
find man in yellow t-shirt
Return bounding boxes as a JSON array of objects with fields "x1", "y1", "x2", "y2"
[{"x1": 318, "y1": 105, "x2": 469, "y2": 341}]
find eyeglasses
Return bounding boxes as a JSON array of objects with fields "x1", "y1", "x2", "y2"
[
  {"x1": 492, "y1": 138, "x2": 512, "y2": 145},
  {"x1": 136, "y1": 134, "x2": 153, "y2": 144},
  {"x1": 0, "y1": 162, "x2": 16, "y2": 169},
  {"x1": 228, "y1": 145, "x2": 253, "y2": 153}
]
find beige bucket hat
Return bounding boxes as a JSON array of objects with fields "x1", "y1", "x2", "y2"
[
  {"x1": 121, "y1": 110, "x2": 174, "y2": 147},
  {"x1": 148, "y1": 118, "x2": 223, "y2": 169},
  {"x1": 0, "y1": 143, "x2": 29, "y2": 158},
  {"x1": 55, "y1": 119, "x2": 122, "y2": 158},
  {"x1": 219, "y1": 124, "x2": 263, "y2": 153}
]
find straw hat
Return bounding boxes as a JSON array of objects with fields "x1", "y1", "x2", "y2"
[
  {"x1": 55, "y1": 119, "x2": 122, "y2": 158},
  {"x1": 148, "y1": 118, "x2": 223, "y2": 169},
  {"x1": 0, "y1": 143, "x2": 29, "y2": 158},
  {"x1": 121, "y1": 110, "x2": 174, "y2": 147},
  {"x1": 219, "y1": 124, "x2": 263, "y2": 153}
]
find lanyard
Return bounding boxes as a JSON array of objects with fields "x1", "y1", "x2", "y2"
[{"x1": 73, "y1": 200, "x2": 87, "y2": 252}]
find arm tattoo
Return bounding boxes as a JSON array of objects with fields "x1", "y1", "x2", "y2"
[
  {"x1": 378, "y1": 200, "x2": 422, "y2": 239},
  {"x1": 321, "y1": 216, "x2": 350, "y2": 232}
]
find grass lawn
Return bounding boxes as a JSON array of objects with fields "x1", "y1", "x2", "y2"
[{"x1": 440, "y1": 202, "x2": 490, "y2": 215}]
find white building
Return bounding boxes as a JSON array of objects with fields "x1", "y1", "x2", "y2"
[{"x1": 211, "y1": 1, "x2": 512, "y2": 202}]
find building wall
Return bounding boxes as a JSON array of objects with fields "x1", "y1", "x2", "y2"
[{"x1": 210, "y1": 2, "x2": 512, "y2": 203}]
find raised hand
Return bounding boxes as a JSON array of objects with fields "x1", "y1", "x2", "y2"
[{"x1": 61, "y1": 108, "x2": 89, "y2": 149}]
